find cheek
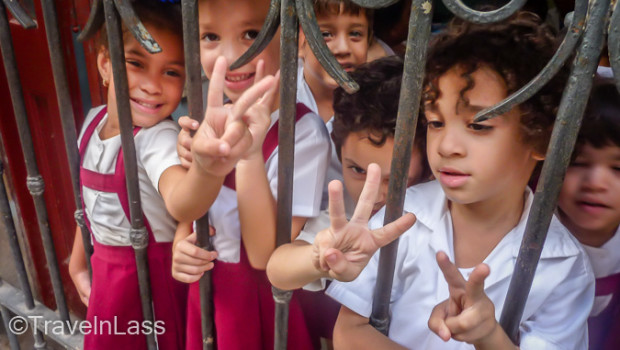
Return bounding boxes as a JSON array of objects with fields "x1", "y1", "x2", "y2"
[{"x1": 200, "y1": 51, "x2": 217, "y2": 80}]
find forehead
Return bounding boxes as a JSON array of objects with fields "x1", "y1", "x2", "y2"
[
  {"x1": 316, "y1": 8, "x2": 369, "y2": 26},
  {"x1": 125, "y1": 25, "x2": 184, "y2": 61},
  {"x1": 577, "y1": 143, "x2": 620, "y2": 160},
  {"x1": 437, "y1": 65, "x2": 508, "y2": 106},
  {"x1": 199, "y1": 0, "x2": 269, "y2": 25},
  {"x1": 342, "y1": 131, "x2": 394, "y2": 166}
]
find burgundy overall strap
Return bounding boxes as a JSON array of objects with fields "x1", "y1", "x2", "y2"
[
  {"x1": 223, "y1": 103, "x2": 312, "y2": 190},
  {"x1": 595, "y1": 272, "x2": 620, "y2": 297}
]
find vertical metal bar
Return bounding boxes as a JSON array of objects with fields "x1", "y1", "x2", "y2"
[
  {"x1": 39, "y1": 0, "x2": 93, "y2": 277},
  {"x1": 101, "y1": 1, "x2": 156, "y2": 349},
  {"x1": 0, "y1": 305, "x2": 20, "y2": 350},
  {"x1": 180, "y1": 0, "x2": 215, "y2": 349},
  {"x1": 0, "y1": 0, "x2": 71, "y2": 327},
  {"x1": 272, "y1": 0, "x2": 298, "y2": 349},
  {"x1": 369, "y1": 0, "x2": 433, "y2": 335},
  {"x1": 499, "y1": 0, "x2": 609, "y2": 342},
  {"x1": 0, "y1": 161, "x2": 35, "y2": 310}
]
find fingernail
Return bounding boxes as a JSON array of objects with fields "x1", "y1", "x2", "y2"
[{"x1": 326, "y1": 254, "x2": 337, "y2": 263}]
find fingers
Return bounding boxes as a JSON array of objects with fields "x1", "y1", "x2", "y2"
[
  {"x1": 371, "y1": 212, "x2": 416, "y2": 248},
  {"x1": 327, "y1": 180, "x2": 348, "y2": 231},
  {"x1": 254, "y1": 59, "x2": 265, "y2": 83},
  {"x1": 177, "y1": 128, "x2": 194, "y2": 169},
  {"x1": 350, "y1": 163, "x2": 381, "y2": 224},
  {"x1": 178, "y1": 116, "x2": 199, "y2": 132},
  {"x1": 324, "y1": 248, "x2": 356, "y2": 282},
  {"x1": 428, "y1": 301, "x2": 452, "y2": 342},
  {"x1": 207, "y1": 56, "x2": 227, "y2": 109},
  {"x1": 230, "y1": 75, "x2": 276, "y2": 122},
  {"x1": 436, "y1": 251, "x2": 465, "y2": 290},
  {"x1": 465, "y1": 263, "x2": 490, "y2": 303}
]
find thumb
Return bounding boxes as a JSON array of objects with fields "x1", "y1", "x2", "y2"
[
  {"x1": 428, "y1": 301, "x2": 451, "y2": 342},
  {"x1": 324, "y1": 248, "x2": 353, "y2": 281},
  {"x1": 186, "y1": 232, "x2": 198, "y2": 244},
  {"x1": 371, "y1": 212, "x2": 416, "y2": 248}
]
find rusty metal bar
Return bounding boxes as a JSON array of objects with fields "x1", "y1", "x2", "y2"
[
  {"x1": 475, "y1": 0, "x2": 588, "y2": 122},
  {"x1": 112, "y1": 0, "x2": 160, "y2": 53},
  {"x1": 1, "y1": 305, "x2": 20, "y2": 350},
  {"x1": 180, "y1": 0, "x2": 215, "y2": 348},
  {"x1": 0, "y1": 0, "x2": 71, "y2": 328},
  {"x1": 101, "y1": 1, "x2": 156, "y2": 348},
  {"x1": 609, "y1": 0, "x2": 620, "y2": 92},
  {"x1": 40, "y1": 0, "x2": 93, "y2": 277},
  {"x1": 296, "y1": 0, "x2": 358, "y2": 93},
  {"x1": 369, "y1": 0, "x2": 433, "y2": 335},
  {"x1": 1, "y1": 0, "x2": 36, "y2": 29},
  {"x1": 76, "y1": 0, "x2": 103, "y2": 42},
  {"x1": 230, "y1": 0, "x2": 281, "y2": 71},
  {"x1": 273, "y1": 1, "x2": 298, "y2": 349},
  {"x1": 350, "y1": 0, "x2": 398, "y2": 9},
  {"x1": 499, "y1": 0, "x2": 609, "y2": 342},
  {"x1": 441, "y1": 0, "x2": 527, "y2": 23}
]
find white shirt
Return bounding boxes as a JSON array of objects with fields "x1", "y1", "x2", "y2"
[
  {"x1": 209, "y1": 107, "x2": 330, "y2": 263},
  {"x1": 581, "y1": 226, "x2": 620, "y2": 316},
  {"x1": 328, "y1": 181, "x2": 594, "y2": 350},
  {"x1": 78, "y1": 106, "x2": 181, "y2": 245}
]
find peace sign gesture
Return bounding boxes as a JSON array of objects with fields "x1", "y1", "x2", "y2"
[
  {"x1": 191, "y1": 56, "x2": 277, "y2": 177},
  {"x1": 428, "y1": 252, "x2": 516, "y2": 349},
  {"x1": 312, "y1": 163, "x2": 416, "y2": 282}
]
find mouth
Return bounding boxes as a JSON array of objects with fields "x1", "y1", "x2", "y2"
[
  {"x1": 130, "y1": 98, "x2": 163, "y2": 112},
  {"x1": 339, "y1": 62, "x2": 355, "y2": 72},
  {"x1": 438, "y1": 167, "x2": 470, "y2": 188},
  {"x1": 225, "y1": 72, "x2": 255, "y2": 90},
  {"x1": 576, "y1": 200, "x2": 611, "y2": 212}
]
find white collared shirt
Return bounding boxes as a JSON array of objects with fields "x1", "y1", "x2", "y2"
[{"x1": 328, "y1": 180, "x2": 594, "y2": 350}]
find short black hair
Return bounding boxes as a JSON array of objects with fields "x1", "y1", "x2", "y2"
[
  {"x1": 332, "y1": 55, "x2": 430, "y2": 178},
  {"x1": 574, "y1": 78, "x2": 620, "y2": 154}
]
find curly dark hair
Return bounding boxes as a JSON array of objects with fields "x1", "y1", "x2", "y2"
[
  {"x1": 423, "y1": 11, "x2": 566, "y2": 155},
  {"x1": 98, "y1": 0, "x2": 183, "y2": 50},
  {"x1": 332, "y1": 55, "x2": 430, "y2": 178},
  {"x1": 573, "y1": 78, "x2": 620, "y2": 155},
  {"x1": 313, "y1": 0, "x2": 374, "y2": 41}
]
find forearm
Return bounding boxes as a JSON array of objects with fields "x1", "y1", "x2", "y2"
[
  {"x1": 266, "y1": 241, "x2": 330, "y2": 290},
  {"x1": 236, "y1": 154, "x2": 277, "y2": 269},
  {"x1": 69, "y1": 226, "x2": 87, "y2": 277},
  {"x1": 334, "y1": 306, "x2": 407, "y2": 350},
  {"x1": 474, "y1": 324, "x2": 519, "y2": 350},
  {"x1": 163, "y1": 164, "x2": 224, "y2": 222}
]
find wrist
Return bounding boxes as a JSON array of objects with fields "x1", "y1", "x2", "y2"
[
  {"x1": 474, "y1": 321, "x2": 516, "y2": 350},
  {"x1": 239, "y1": 151, "x2": 264, "y2": 164}
]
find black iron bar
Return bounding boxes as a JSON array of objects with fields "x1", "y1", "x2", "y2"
[
  {"x1": 369, "y1": 0, "x2": 433, "y2": 335},
  {"x1": 608, "y1": 0, "x2": 620, "y2": 92},
  {"x1": 101, "y1": 1, "x2": 156, "y2": 348},
  {"x1": 0, "y1": 0, "x2": 71, "y2": 328},
  {"x1": 441, "y1": 0, "x2": 527, "y2": 23},
  {"x1": 112, "y1": 0, "x2": 160, "y2": 53},
  {"x1": 349, "y1": 0, "x2": 399, "y2": 9},
  {"x1": 272, "y1": 1, "x2": 298, "y2": 349},
  {"x1": 499, "y1": 0, "x2": 610, "y2": 342},
  {"x1": 40, "y1": 0, "x2": 93, "y2": 277},
  {"x1": 0, "y1": 305, "x2": 20, "y2": 350},
  {"x1": 76, "y1": 0, "x2": 103, "y2": 42},
  {"x1": 1, "y1": 0, "x2": 35, "y2": 29},
  {"x1": 180, "y1": 0, "x2": 214, "y2": 349},
  {"x1": 475, "y1": 0, "x2": 588, "y2": 122}
]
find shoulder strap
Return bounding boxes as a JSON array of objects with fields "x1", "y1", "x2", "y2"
[{"x1": 78, "y1": 106, "x2": 108, "y2": 161}]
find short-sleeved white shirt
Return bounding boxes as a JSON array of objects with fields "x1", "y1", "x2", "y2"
[
  {"x1": 581, "y1": 226, "x2": 620, "y2": 316},
  {"x1": 78, "y1": 106, "x2": 181, "y2": 245},
  {"x1": 327, "y1": 181, "x2": 594, "y2": 350},
  {"x1": 209, "y1": 107, "x2": 330, "y2": 263}
]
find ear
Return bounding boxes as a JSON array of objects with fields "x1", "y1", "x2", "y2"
[
  {"x1": 97, "y1": 47, "x2": 112, "y2": 85},
  {"x1": 298, "y1": 28, "x2": 307, "y2": 58},
  {"x1": 531, "y1": 150, "x2": 545, "y2": 161}
]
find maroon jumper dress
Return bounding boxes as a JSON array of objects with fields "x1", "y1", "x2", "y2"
[
  {"x1": 588, "y1": 272, "x2": 620, "y2": 349},
  {"x1": 79, "y1": 107, "x2": 188, "y2": 350},
  {"x1": 185, "y1": 103, "x2": 315, "y2": 350}
]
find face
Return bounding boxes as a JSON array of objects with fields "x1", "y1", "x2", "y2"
[
  {"x1": 300, "y1": 9, "x2": 369, "y2": 94},
  {"x1": 198, "y1": 0, "x2": 280, "y2": 103},
  {"x1": 557, "y1": 144, "x2": 620, "y2": 245},
  {"x1": 340, "y1": 131, "x2": 424, "y2": 215},
  {"x1": 98, "y1": 25, "x2": 185, "y2": 128},
  {"x1": 424, "y1": 65, "x2": 541, "y2": 206}
]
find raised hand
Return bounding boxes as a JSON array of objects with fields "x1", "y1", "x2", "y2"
[
  {"x1": 176, "y1": 116, "x2": 198, "y2": 169},
  {"x1": 428, "y1": 252, "x2": 512, "y2": 349},
  {"x1": 191, "y1": 56, "x2": 276, "y2": 176},
  {"x1": 172, "y1": 232, "x2": 218, "y2": 284},
  {"x1": 312, "y1": 163, "x2": 416, "y2": 282}
]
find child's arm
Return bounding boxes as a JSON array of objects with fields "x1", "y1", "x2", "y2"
[
  {"x1": 333, "y1": 306, "x2": 407, "y2": 350},
  {"x1": 428, "y1": 252, "x2": 518, "y2": 350},
  {"x1": 313, "y1": 163, "x2": 416, "y2": 282},
  {"x1": 159, "y1": 57, "x2": 277, "y2": 222},
  {"x1": 68, "y1": 226, "x2": 91, "y2": 306},
  {"x1": 267, "y1": 240, "x2": 329, "y2": 290},
  {"x1": 171, "y1": 222, "x2": 218, "y2": 283}
]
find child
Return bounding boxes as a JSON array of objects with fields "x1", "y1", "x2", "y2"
[
  {"x1": 557, "y1": 79, "x2": 620, "y2": 350},
  {"x1": 297, "y1": 0, "x2": 372, "y2": 122},
  {"x1": 267, "y1": 56, "x2": 430, "y2": 346},
  {"x1": 173, "y1": 0, "x2": 330, "y2": 349},
  {"x1": 319, "y1": 13, "x2": 594, "y2": 349},
  {"x1": 68, "y1": 2, "x2": 276, "y2": 349}
]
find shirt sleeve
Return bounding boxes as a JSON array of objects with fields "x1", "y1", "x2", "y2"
[{"x1": 138, "y1": 120, "x2": 182, "y2": 194}]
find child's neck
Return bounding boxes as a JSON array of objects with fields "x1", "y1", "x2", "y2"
[
  {"x1": 450, "y1": 188, "x2": 527, "y2": 268},
  {"x1": 99, "y1": 111, "x2": 120, "y2": 140},
  {"x1": 557, "y1": 212, "x2": 617, "y2": 248},
  {"x1": 305, "y1": 74, "x2": 335, "y2": 123}
]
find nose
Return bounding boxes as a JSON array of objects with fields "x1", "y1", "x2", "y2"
[
  {"x1": 221, "y1": 41, "x2": 245, "y2": 68},
  {"x1": 436, "y1": 126, "x2": 465, "y2": 158},
  {"x1": 330, "y1": 34, "x2": 351, "y2": 58},
  {"x1": 140, "y1": 72, "x2": 162, "y2": 95},
  {"x1": 375, "y1": 179, "x2": 389, "y2": 209},
  {"x1": 581, "y1": 166, "x2": 610, "y2": 192}
]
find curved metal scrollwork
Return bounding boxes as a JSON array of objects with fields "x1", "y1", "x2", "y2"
[
  {"x1": 77, "y1": 0, "x2": 161, "y2": 54},
  {"x1": 230, "y1": 0, "x2": 281, "y2": 70},
  {"x1": 2, "y1": 0, "x2": 35, "y2": 29},
  {"x1": 441, "y1": 0, "x2": 527, "y2": 24},
  {"x1": 475, "y1": 0, "x2": 588, "y2": 122},
  {"x1": 350, "y1": 0, "x2": 400, "y2": 9},
  {"x1": 608, "y1": 0, "x2": 620, "y2": 92},
  {"x1": 296, "y1": 0, "x2": 358, "y2": 93}
]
